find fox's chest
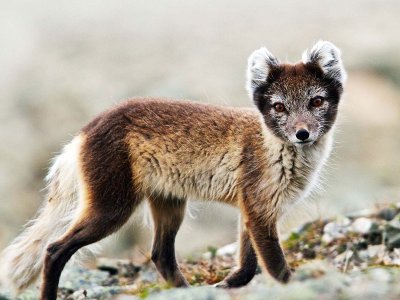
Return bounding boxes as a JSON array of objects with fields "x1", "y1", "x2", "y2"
[{"x1": 263, "y1": 143, "x2": 330, "y2": 217}]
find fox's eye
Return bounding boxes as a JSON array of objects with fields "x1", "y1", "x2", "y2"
[
  {"x1": 310, "y1": 97, "x2": 323, "y2": 107},
  {"x1": 273, "y1": 103, "x2": 286, "y2": 113}
]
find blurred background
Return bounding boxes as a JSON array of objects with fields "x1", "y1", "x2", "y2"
[{"x1": 1, "y1": 0, "x2": 400, "y2": 259}]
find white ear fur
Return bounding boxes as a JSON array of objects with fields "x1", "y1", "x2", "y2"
[
  {"x1": 246, "y1": 47, "x2": 280, "y2": 97},
  {"x1": 302, "y1": 40, "x2": 347, "y2": 85}
]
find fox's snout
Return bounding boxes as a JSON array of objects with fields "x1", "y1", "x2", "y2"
[
  {"x1": 295, "y1": 128, "x2": 309, "y2": 141},
  {"x1": 295, "y1": 122, "x2": 310, "y2": 142}
]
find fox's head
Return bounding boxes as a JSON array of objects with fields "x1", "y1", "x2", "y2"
[{"x1": 246, "y1": 41, "x2": 346, "y2": 145}]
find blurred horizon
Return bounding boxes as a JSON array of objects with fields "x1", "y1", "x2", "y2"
[{"x1": 1, "y1": 0, "x2": 400, "y2": 257}]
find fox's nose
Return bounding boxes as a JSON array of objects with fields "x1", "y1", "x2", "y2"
[{"x1": 296, "y1": 129, "x2": 310, "y2": 141}]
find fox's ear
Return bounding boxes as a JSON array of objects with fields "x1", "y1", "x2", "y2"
[
  {"x1": 302, "y1": 40, "x2": 347, "y2": 85},
  {"x1": 246, "y1": 47, "x2": 280, "y2": 98}
]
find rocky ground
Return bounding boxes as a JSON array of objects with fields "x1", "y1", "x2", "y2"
[{"x1": 1, "y1": 203, "x2": 400, "y2": 300}]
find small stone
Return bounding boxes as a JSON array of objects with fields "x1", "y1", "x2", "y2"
[
  {"x1": 216, "y1": 243, "x2": 237, "y2": 257},
  {"x1": 59, "y1": 266, "x2": 109, "y2": 291},
  {"x1": 387, "y1": 233, "x2": 400, "y2": 249},
  {"x1": 367, "y1": 244, "x2": 386, "y2": 259},
  {"x1": 97, "y1": 258, "x2": 141, "y2": 278},
  {"x1": 350, "y1": 217, "x2": 373, "y2": 234},
  {"x1": 358, "y1": 249, "x2": 369, "y2": 261},
  {"x1": 203, "y1": 243, "x2": 237, "y2": 259},
  {"x1": 384, "y1": 222, "x2": 400, "y2": 248},
  {"x1": 392, "y1": 249, "x2": 400, "y2": 265},
  {"x1": 71, "y1": 286, "x2": 125, "y2": 300},
  {"x1": 346, "y1": 208, "x2": 374, "y2": 218},
  {"x1": 365, "y1": 223, "x2": 383, "y2": 245},
  {"x1": 323, "y1": 217, "x2": 351, "y2": 242},
  {"x1": 377, "y1": 208, "x2": 398, "y2": 221},
  {"x1": 322, "y1": 233, "x2": 334, "y2": 244},
  {"x1": 302, "y1": 247, "x2": 316, "y2": 259},
  {"x1": 388, "y1": 216, "x2": 400, "y2": 228},
  {"x1": 119, "y1": 262, "x2": 141, "y2": 278},
  {"x1": 97, "y1": 258, "x2": 119, "y2": 275}
]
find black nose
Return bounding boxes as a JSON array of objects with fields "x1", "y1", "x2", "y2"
[{"x1": 296, "y1": 129, "x2": 310, "y2": 141}]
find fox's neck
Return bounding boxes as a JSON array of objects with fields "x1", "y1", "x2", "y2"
[{"x1": 259, "y1": 125, "x2": 334, "y2": 216}]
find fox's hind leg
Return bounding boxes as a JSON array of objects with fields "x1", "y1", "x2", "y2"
[
  {"x1": 40, "y1": 128, "x2": 143, "y2": 300},
  {"x1": 148, "y1": 195, "x2": 189, "y2": 287},
  {"x1": 40, "y1": 202, "x2": 139, "y2": 300}
]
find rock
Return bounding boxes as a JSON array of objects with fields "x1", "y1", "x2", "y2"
[
  {"x1": 3, "y1": 205, "x2": 400, "y2": 300},
  {"x1": 203, "y1": 243, "x2": 237, "y2": 259},
  {"x1": 302, "y1": 247, "x2": 316, "y2": 259},
  {"x1": 97, "y1": 258, "x2": 141, "y2": 277},
  {"x1": 365, "y1": 224, "x2": 383, "y2": 245},
  {"x1": 216, "y1": 243, "x2": 237, "y2": 257},
  {"x1": 322, "y1": 217, "x2": 351, "y2": 243},
  {"x1": 70, "y1": 286, "x2": 125, "y2": 300},
  {"x1": 388, "y1": 215, "x2": 400, "y2": 228},
  {"x1": 119, "y1": 263, "x2": 142, "y2": 278},
  {"x1": 391, "y1": 249, "x2": 400, "y2": 265},
  {"x1": 59, "y1": 265, "x2": 109, "y2": 291},
  {"x1": 350, "y1": 217, "x2": 373, "y2": 234},
  {"x1": 387, "y1": 233, "x2": 400, "y2": 249},
  {"x1": 377, "y1": 207, "x2": 398, "y2": 221},
  {"x1": 0, "y1": 289, "x2": 38, "y2": 300},
  {"x1": 367, "y1": 244, "x2": 386, "y2": 259},
  {"x1": 293, "y1": 260, "x2": 328, "y2": 281},
  {"x1": 321, "y1": 233, "x2": 334, "y2": 244},
  {"x1": 146, "y1": 286, "x2": 231, "y2": 300},
  {"x1": 346, "y1": 208, "x2": 374, "y2": 218},
  {"x1": 97, "y1": 257, "x2": 121, "y2": 275},
  {"x1": 384, "y1": 221, "x2": 400, "y2": 248}
]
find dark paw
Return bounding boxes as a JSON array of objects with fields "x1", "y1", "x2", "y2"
[
  {"x1": 277, "y1": 268, "x2": 291, "y2": 284},
  {"x1": 172, "y1": 275, "x2": 190, "y2": 288},
  {"x1": 214, "y1": 273, "x2": 253, "y2": 289}
]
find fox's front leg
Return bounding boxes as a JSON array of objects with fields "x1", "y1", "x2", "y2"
[
  {"x1": 215, "y1": 216, "x2": 258, "y2": 288},
  {"x1": 240, "y1": 198, "x2": 291, "y2": 283}
]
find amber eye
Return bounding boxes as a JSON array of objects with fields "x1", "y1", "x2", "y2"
[
  {"x1": 273, "y1": 103, "x2": 286, "y2": 112},
  {"x1": 311, "y1": 97, "x2": 323, "y2": 107}
]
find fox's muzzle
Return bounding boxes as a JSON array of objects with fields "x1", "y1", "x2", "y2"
[{"x1": 295, "y1": 122, "x2": 310, "y2": 142}]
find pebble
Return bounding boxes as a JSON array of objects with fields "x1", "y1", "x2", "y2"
[
  {"x1": 367, "y1": 244, "x2": 386, "y2": 259},
  {"x1": 216, "y1": 242, "x2": 237, "y2": 256},
  {"x1": 322, "y1": 217, "x2": 351, "y2": 243},
  {"x1": 384, "y1": 221, "x2": 400, "y2": 249},
  {"x1": 377, "y1": 207, "x2": 398, "y2": 221},
  {"x1": 350, "y1": 217, "x2": 373, "y2": 234},
  {"x1": 203, "y1": 242, "x2": 237, "y2": 259}
]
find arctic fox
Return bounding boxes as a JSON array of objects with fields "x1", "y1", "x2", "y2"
[{"x1": 0, "y1": 41, "x2": 346, "y2": 300}]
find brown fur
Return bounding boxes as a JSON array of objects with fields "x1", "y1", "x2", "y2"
[
  {"x1": 1, "y1": 41, "x2": 346, "y2": 300},
  {"x1": 216, "y1": 217, "x2": 258, "y2": 287},
  {"x1": 148, "y1": 195, "x2": 188, "y2": 287},
  {"x1": 38, "y1": 96, "x2": 339, "y2": 298}
]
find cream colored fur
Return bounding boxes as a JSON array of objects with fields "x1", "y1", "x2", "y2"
[{"x1": 0, "y1": 135, "x2": 97, "y2": 295}]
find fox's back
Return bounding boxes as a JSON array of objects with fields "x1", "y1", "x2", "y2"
[{"x1": 82, "y1": 98, "x2": 263, "y2": 203}]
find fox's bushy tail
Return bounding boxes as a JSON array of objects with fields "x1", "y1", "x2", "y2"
[{"x1": 0, "y1": 136, "x2": 95, "y2": 295}]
